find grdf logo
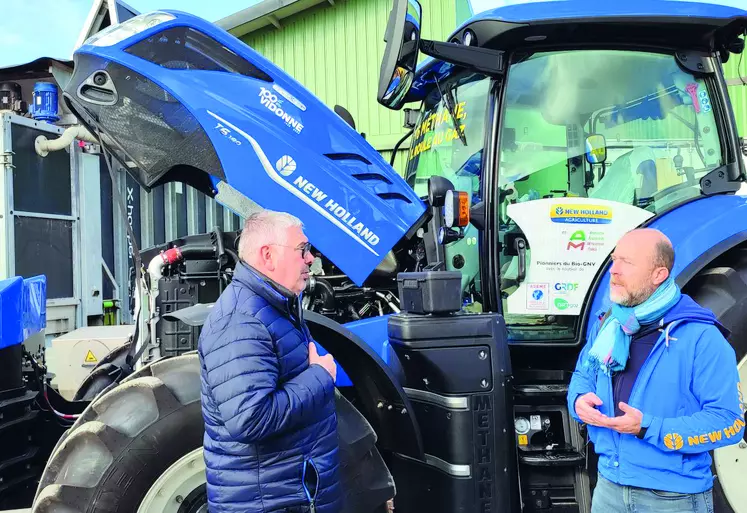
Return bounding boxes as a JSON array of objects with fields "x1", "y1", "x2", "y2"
[
  {"x1": 276, "y1": 155, "x2": 297, "y2": 177},
  {"x1": 554, "y1": 282, "x2": 578, "y2": 292},
  {"x1": 664, "y1": 433, "x2": 683, "y2": 450}
]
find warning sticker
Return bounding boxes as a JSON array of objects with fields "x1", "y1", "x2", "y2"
[
  {"x1": 530, "y1": 415, "x2": 542, "y2": 431},
  {"x1": 84, "y1": 350, "x2": 97, "y2": 364},
  {"x1": 518, "y1": 435, "x2": 528, "y2": 446}
]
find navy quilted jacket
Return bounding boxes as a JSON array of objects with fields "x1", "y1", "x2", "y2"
[{"x1": 198, "y1": 262, "x2": 341, "y2": 513}]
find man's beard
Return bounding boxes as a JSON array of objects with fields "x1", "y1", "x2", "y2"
[{"x1": 611, "y1": 283, "x2": 657, "y2": 307}]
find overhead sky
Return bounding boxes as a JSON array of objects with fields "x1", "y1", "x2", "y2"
[
  {"x1": 1, "y1": 0, "x2": 747, "y2": 68},
  {"x1": 0, "y1": 0, "x2": 261, "y2": 68}
]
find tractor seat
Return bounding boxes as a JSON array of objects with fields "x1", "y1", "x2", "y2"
[{"x1": 590, "y1": 146, "x2": 657, "y2": 205}]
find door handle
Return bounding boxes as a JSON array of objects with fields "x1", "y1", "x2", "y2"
[{"x1": 515, "y1": 237, "x2": 527, "y2": 284}]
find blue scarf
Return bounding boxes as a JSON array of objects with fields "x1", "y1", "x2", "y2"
[{"x1": 585, "y1": 277, "x2": 681, "y2": 376}]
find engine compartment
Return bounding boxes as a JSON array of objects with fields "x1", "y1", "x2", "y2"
[{"x1": 134, "y1": 225, "x2": 428, "y2": 359}]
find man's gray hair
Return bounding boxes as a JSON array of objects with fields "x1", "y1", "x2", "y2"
[{"x1": 238, "y1": 210, "x2": 304, "y2": 262}]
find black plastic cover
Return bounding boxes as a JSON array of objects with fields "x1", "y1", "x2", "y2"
[
  {"x1": 386, "y1": 312, "x2": 519, "y2": 513},
  {"x1": 396, "y1": 271, "x2": 462, "y2": 314}
]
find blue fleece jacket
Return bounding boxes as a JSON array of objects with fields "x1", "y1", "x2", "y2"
[{"x1": 568, "y1": 295, "x2": 745, "y2": 493}]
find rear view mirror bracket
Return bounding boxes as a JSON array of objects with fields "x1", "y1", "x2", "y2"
[
  {"x1": 378, "y1": 0, "x2": 504, "y2": 111},
  {"x1": 419, "y1": 40, "x2": 505, "y2": 76}
]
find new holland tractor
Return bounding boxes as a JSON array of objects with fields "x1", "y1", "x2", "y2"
[{"x1": 9, "y1": 1, "x2": 747, "y2": 512}]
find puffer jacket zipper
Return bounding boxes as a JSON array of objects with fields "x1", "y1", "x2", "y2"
[{"x1": 302, "y1": 458, "x2": 319, "y2": 513}]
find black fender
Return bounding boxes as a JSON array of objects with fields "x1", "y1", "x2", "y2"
[
  {"x1": 162, "y1": 304, "x2": 424, "y2": 460},
  {"x1": 305, "y1": 311, "x2": 424, "y2": 460}
]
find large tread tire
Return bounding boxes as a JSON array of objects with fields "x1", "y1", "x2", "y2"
[
  {"x1": 33, "y1": 351, "x2": 395, "y2": 513},
  {"x1": 32, "y1": 353, "x2": 204, "y2": 513},
  {"x1": 684, "y1": 248, "x2": 747, "y2": 513}
]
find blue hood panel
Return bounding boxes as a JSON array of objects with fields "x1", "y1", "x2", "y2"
[{"x1": 66, "y1": 11, "x2": 425, "y2": 285}]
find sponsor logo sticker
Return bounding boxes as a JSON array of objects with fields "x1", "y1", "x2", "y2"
[
  {"x1": 526, "y1": 283, "x2": 549, "y2": 310},
  {"x1": 554, "y1": 282, "x2": 578, "y2": 294},
  {"x1": 551, "y1": 204, "x2": 612, "y2": 225},
  {"x1": 259, "y1": 86, "x2": 304, "y2": 134}
]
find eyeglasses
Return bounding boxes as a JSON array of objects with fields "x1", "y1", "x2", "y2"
[{"x1": 271, "y1": 242, "x2": 312, "y2": 258}]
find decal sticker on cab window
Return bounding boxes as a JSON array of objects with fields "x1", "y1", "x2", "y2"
[
  {"x1": 526, "y1": 283, "x2": 549, "y2": 311},
  {"x1": 505, "y1": 198, "x2": 654, "y2": 316}
]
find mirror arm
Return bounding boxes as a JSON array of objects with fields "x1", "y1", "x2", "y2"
[{"x1": 419, "y1": 39, "x2": 505, "y2": 75}]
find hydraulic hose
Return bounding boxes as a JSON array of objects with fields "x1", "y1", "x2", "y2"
[
  {"x1": 307, "y1": 277, "x2": 336, "y2": 314},
  {"x1": 35, "y1": 125, "x2": 98, "y2": 157}
]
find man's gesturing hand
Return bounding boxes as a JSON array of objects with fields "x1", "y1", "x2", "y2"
[
  {"x1": 575, "y1": 393, "x2": 608, "y2": 426},
  {"x1": 604, "y1": 402, "x2": 643, "y2": 435},
  {"x1": 309, "y1": 342, "x2": 337, "y2": 381}
]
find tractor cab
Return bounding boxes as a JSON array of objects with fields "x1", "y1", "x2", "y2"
[{"x1": 380, "y1": 0, "x2": 747, "y2": 341}]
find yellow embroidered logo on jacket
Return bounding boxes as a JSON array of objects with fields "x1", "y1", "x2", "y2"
[{"x1": 664, "y1": 433, "x2": 683, "y2": 450}]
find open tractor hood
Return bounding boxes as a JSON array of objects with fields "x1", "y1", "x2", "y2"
[{"x1": 62, "y1": 10, "x2": 426, "y2": 285}]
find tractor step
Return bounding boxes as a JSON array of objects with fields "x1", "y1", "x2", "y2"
[
  {"x1": 514, "y1": 384, "x2": 569, "y2": 397},
  {"x1": 519, "y1": 450, "x2": 585, "y2": 467}
]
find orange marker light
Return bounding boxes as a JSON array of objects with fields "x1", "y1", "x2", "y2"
[{"x1": 445, "y1": 190, "x2": 470, "y2": 228}]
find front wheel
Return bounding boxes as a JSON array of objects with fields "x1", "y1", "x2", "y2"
[
  {"x1": 32, "y1": 353, "x2": 206, "y2": 513},
  {"x1": 32, "y1": 352, "x2": 395, "y2": 513}
]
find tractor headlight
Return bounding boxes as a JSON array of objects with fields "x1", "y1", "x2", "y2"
[{"x1": 83, "y1": 11, "x2": 175, "y2": 47}]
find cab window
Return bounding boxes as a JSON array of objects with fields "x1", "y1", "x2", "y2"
[
  {"x1": 405, "y1": 73, "x2": 491, "y2": 308},
  {"x1": 497, "y1": 49, "x2": 723, "y2": 340}
]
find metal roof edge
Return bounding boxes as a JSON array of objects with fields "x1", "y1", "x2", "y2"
[{"x1": 216, "y1": 0, "x2": 333, "y2": 37}]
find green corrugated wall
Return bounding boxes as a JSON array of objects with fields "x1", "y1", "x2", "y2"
[
  {"x1": 240, "y1": 2, "x2": 747, "y2": 171},
  {"x1": 240, "y1": 0, "x2": 458, "y2": 176}
]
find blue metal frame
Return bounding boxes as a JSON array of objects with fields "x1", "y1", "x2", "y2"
[
  {"x1": 466, "y1": 0, "x2": 747, "y2": 25},
  {"x1": 410, "y1": 1, "x2": 747, "y2": 101}
]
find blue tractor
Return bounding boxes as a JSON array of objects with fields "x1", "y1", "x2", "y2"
[{"x1": 23, "y1": 1, "x2": 747, "y2": 512}]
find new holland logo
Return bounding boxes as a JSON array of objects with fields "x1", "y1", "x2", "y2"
[
  {"x1": 206, "y1": 109, "x2": 381, "y2": 257},
  {"x1": 276, "y1": 155, "x2": 296, "y2": 176},
  {"x1": 551, "y1": 204, "x2": 612, "y2": 225},
  {"x1": 664, "y1": 433, "x2": 683, "y2": 451}
]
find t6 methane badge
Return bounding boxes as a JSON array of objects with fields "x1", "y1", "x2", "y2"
[{"x1": 505, "y1": 198, "x2": 653, "y2": 315}]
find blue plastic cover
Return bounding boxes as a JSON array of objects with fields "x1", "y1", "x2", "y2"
[
  {"x1": 0, "y1": 275, "x2": 47, "y2": 350},
  {"x1": 466, "y1": 0, "x2": 747, "y2": 24},
  {"x1": 73, "y1": 11, "x2": 427, "y2": 286}
]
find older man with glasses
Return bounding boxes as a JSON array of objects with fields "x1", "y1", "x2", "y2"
[{"x1": 198, "y1": 209, "x2": 341, "y2": 513}]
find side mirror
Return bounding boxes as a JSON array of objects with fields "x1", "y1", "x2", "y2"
[
  {"x1": 585, "y1": 134, "x2": 607, "y2": 165},
  {"x1": 377, "y1": 0, "x2": 422, "y2": 110}
]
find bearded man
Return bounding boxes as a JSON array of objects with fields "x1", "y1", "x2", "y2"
[{"x1": 568, "y1": 228, "x2": 745, "y2": 513}]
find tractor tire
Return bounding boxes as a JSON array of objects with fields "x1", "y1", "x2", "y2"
[
  {"x1": 32, "y1": 353, "x2": 207, "y2": 513},
  {"x1": 684, "y1": 248, "x2": 747, "y2": 513},
  {"x1": 32, "y1": 352, "x2": 395, "y2": 513}
]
